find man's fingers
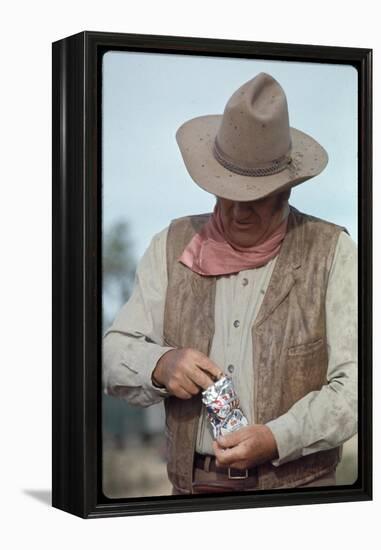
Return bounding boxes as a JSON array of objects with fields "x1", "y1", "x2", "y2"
[
  {"x1": 214, "y1": 442, "x2": 245, "y2": 466},
  {"x1": 181, "y1": 376, "x2": 201, "y2": 396},
  {"x1": 191, "y1": 351, "x2": 223, "y2": 380},
  {"x1": 217, "y1": 429, "x2": 246, "y2": 448},
  {"x1": 164, "y1": 347, "x2": 224, "y2": 397},
  {"x1": 175, "y1": 388, "x2": 193, "y2": 400},
  {"x1": 167, "y1": 374, "x2": 199, "y2": 399},
  {"x1": 213, "y1": 441, "x2": 250, "y2": 469},
  {"x1": 187, "y1": 364, "x2": 217, "y2": 390}
]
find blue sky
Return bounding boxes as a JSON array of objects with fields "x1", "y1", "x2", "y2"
[{"x1": 102, "y1": 51, "x2": 357, "y2": 263}]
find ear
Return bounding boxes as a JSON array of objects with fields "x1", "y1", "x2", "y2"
[
  {"x1": 280, "y1": 188, "x2": 291, "y2": 202},
  {"x1": 276, "y1": 188, "x2": 291, "y2": 208}
]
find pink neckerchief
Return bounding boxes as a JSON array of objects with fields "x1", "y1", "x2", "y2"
[{"x1": 179, "y1": 202, "x2": 289, "y2": 276}]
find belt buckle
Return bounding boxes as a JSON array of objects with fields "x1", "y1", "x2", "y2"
[{"x1": 228, "y1": 467, "x2": 249, "y2": 480}]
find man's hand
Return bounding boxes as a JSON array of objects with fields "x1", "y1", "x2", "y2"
[
  {"x1": 152, "y1": 348, "x2": 223, "y2": 399},
  {"x1": 213, "y1": 424, "x2": 279, "y2": 469}
]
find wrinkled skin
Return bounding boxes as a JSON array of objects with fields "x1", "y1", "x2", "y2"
[
  {"x1": 152, "y1": 347, "x2": 223, "y2": 400},
  {"x1": 217, "y1": 188, "x2": 291, "y2": 248},
  {"x1": 213, "y1": 424, "x2": 279, "y2": 469}
]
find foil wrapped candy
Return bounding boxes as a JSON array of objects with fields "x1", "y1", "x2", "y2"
[{"x1": 201, "y1": 375, "x2": 248, "y2": 439}]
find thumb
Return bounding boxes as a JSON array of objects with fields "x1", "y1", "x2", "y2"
[{"x1": 217, "y1": 430, "x2": 242, "y2": 448}]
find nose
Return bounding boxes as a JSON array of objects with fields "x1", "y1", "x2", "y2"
[
  {"x1": 234, "y1": 201, "x2": 252, "y2": 211},
  {"x1": 233, "y1": 201, "x2": 255, "y2": 219},
  {"x1": 234, "y1": 201, "x2": 254, "y2": 216}
]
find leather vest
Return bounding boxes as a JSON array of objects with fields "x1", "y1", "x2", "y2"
[{"x1": 163, "y1": 206, "x2": 344, "y2": 493}]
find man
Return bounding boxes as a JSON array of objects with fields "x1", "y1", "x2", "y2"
[{"x1": 103, "y1": 73, "x2": 357, "y2": 495}]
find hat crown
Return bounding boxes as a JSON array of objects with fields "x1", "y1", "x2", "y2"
[{"x1": 215, "y1": 73, "x2": 292, "y2": 172}]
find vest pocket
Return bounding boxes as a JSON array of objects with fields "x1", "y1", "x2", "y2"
[
  {"x1": 284, "y1": 338, "x2": 327, "y2": 407},
  {"x1": 287, "y1": 337, "x2": 324, "y2": 356}
]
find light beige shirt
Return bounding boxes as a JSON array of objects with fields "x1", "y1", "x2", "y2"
[{"x1": 103, "y1": 223, "x2": 357, "y2": 466}]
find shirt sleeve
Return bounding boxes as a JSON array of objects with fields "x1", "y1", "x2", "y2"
[
  {"x1": 102, "y1": 226, "x2": 173, "y2": 407},
  {"x1": 265, "y1": 231, "x2": 358, "y2": 466}
]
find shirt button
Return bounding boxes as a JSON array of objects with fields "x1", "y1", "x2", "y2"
[
  {"x1": 227, "y1": 364, "x2": 235, "y2": 374},
  {"x1": 233, "y1": 320, "x2": 240, "y2": 328},
  {"x1": 242, "y1": 278, "x2": 249, "y2": 286}
]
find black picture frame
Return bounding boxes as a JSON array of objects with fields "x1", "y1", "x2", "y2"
[{"x1": 52, "y1": 31, "x2": 372, "y2": 519}]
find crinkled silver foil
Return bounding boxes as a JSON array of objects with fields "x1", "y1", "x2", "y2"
[{"x1": 201, "y1": 375, "x2": 248, "y2": 439}]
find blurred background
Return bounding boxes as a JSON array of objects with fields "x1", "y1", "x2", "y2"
[{"x1": 102, "y1": 51, "x2": 358, "y2": 498}]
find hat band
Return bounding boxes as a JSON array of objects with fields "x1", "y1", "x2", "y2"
[{"x1": 213, "y1": 139, "x2": 292, "y2": 177}]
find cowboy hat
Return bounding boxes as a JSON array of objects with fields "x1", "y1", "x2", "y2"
[{"x1": 176, "y1": 72, "x2": 328, "y2": 202}]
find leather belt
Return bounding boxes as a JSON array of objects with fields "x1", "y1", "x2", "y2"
[{"x1": 194, "y1": 453, "x2": 256, "y2": 480}]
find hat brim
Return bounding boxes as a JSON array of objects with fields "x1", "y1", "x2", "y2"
[{"x1": 176, "y1": 115, "x2": 328, "y2": 202}]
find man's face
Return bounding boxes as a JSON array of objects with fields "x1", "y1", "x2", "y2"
[{"x1": 218, "y1": 190, "x2": 290, "y2": 248}]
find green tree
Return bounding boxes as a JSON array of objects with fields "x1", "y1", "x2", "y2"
[
  {"x1": 103, "y1": 221, "x2": 136, "y2": 329},
  {"x1": 102, "y1": 220, "x2": 145, "y2": 449}
]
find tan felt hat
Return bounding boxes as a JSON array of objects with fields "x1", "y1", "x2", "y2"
[{"x1": 176, "y1": 72, "x2": 328, "y2": 202}]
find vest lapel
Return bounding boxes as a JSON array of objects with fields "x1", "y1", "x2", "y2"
[
  {"x1": 254, "y1": 207, "x2": 302, "y2": 328},
  {"x1": 190, "y1": 272, "x2": 216, "y2": 345}
]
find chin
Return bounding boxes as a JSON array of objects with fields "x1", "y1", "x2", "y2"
[
  {"x1": 229, "y1": 227, "x2": 265, "y2": 247},
  {"x1": 230, "y1": 236, "x2": 261, "y2": 248}
]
